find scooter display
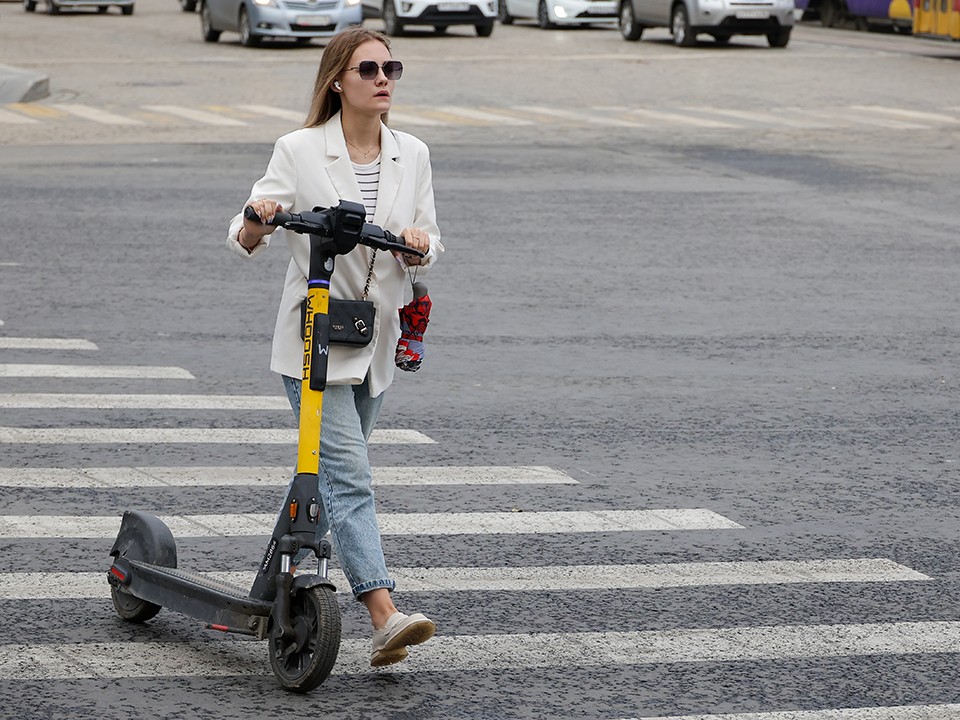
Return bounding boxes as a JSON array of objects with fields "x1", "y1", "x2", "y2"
[{"x1": 107, "y1": 200, "x2": 424, "y2": 692}]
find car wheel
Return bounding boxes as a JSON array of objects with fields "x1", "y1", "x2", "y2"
[
  {"x1": 618, "y1": 0, "x2": 643, "y2": 40},
  {"x1": 475, "y1": 22, "x2": 493, "y2": 35},
  {"x1": 121, "y1": 3, "x2": 133, "y2": 13},
  {"x1": 180, "y1": 0, "x2": 198, "y2": 10},
  {"x1": 97, "y1": 4, "x2": 108, "y2": 11},
  {"x1": 767, "y1": 27, "x2": 791, "y2": 47},
  {"x1": 819, "y1": 0, "x2": 837, "y2": 27},
  {"x1": 23, "y1": 0, "x2": 37, "y2": 11},
  {"x1": 497, "y1": 0, "x2": 514, "y2": 23},
  {"x1": 671, "y1": 3, "x2": 696, "y2": 46},
  {"x1": 537, "y1": 0, "x2": 554, "y2": 28},
  {"x1": 239, "y1": 6, "x2": 261, "y2": 46},
  {"x1": 46, "y1": 0, "x2": 59, "y2": 14},
  {"x1": 200, "y1": 0, "x2": 222, "y2": 40},
  {"x1": 712, "y1": 32, "x2": 730, "y2": 44},
  {"x1": 382, "y1": 0, "x2": 404, "y2": 35},
  {"x1": 434, "y1": 24, "x2": 447, "y2": 32}
]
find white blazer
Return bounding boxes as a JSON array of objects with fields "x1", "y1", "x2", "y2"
[{"x1": 226, "y1": 113, "x2": 443, "y2": 397}]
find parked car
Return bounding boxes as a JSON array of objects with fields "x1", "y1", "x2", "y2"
[
  {"x1": 23, "y1": 0, "x2": 134, "y2": 13},
  {"x1": 361, "y1": 0, "x2": 497, "y2": 36},
  {"x1": 618, "y1": 0, "x2": 794, "y2": 46},
  {"x1": 498, "y1": 0, "x2": 618, "y2": 28},
  {"x1": 199, "y1": 0, "x2": 362, "y2": 46}
]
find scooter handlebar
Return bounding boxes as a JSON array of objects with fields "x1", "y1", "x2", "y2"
[{"x1": 243, "y1": 205, "x2": 424, "y2": 258}]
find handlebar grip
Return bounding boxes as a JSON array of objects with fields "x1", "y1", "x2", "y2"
[{"x1": 243, "y1": 205, "x2": 292, "y2": 227}]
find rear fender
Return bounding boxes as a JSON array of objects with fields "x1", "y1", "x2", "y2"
[{"x1": 109, "y1": 510, "x2": 177, "y2": 568}]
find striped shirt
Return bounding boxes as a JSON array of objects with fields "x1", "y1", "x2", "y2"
[{"x1": 353, "y1": 156, "x2": 381, "y2": 222}]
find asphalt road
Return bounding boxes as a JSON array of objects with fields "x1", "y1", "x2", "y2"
[{"x1": 2, "y1": 3, "x2": 960, "y2": 719}]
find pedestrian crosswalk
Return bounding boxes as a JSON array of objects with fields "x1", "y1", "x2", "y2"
[
  {"x1": 1, "y1": 329, "x2": 957, "y2": 716},
  {"x1": 4, "y1": 101, "x2": 960, "y2": 132}
]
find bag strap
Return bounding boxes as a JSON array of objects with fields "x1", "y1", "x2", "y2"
[{"x1": 361, "y1": 249, "x2": 376, "y2": 301}]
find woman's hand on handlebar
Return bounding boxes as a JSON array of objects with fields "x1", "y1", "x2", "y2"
[
  {"x1": 395, "y1": 227, "x2": 430, "y2": 266},
  {"x1": 240, "y1": 198, "x2": 283, "y2": 252}
]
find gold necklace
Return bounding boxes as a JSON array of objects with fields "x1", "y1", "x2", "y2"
[{"x1": 346, "y1": 137, "x2": 380, "y2": 160}]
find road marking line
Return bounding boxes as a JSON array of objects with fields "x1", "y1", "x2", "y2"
[
  {"x1": 6, "y1": 103, "x2": 67, "y2": 119},
  {"x1": 0, "y1": 364, "x2": 194, "y2": 379},
  {"x1": 0, "y1": 393, "x2": 288, "y2": 409},
  {"x1": 848, "y1": 105, "x2": 960, "y2": 124},
  {"x1": 383, "y1": 108, "x2": 443, "y2": 126},
  {"x1": 1, "y1": 621, "x2": 959, "y2": 679},
  {"x1": 515, "y1": 105, "x2": 644, "y2": 127},
  {"x1": 681, "y1": 106, "x2": 826, "y2": 129},
  {"x1": 0, "y1": 338, "x2": 98, "y2": 350},
  {"x1": 0, "y1": 508, "x2": 739, "y2": 538},
  {"x1": 50, "y1": 104, "x2": 144, "y2": 126},
  {"x1": 437, "y1": 106, "x2": 535, "y2": 125},
  {"x1": 0, "y1": 108, "x2": 37, "y2": 124},
  {"x1": 819, "y1": 107, "x2": 929, "y2": 129},
  {"x1": 0, "y1": 427, "x2": 433, "y2": 445},
  {"x1": 234, "y1": 104, "x2": 304, "y2": 123},
  {"x1": 626, "y1": 108, "x2": 738, "y2": 128},
  {"x1": 142, "y1": 105, "x2": 247, "y2": 126},
  {"x1": 0, "y1": 465, "x2": 576, "y2": 487},
  {"x1": 0, "y1": 559, "x2": 927, "y2": 599},
  {"x1": 630, "y1": 704, "x2": 960, "y2": 720}
]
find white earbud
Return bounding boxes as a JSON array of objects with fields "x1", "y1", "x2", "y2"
[{"x1": 333, "y1": 81, "x2": 342, "y2": 91}]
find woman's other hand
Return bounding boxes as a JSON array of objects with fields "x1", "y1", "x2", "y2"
[
  {"x1": 395, "y1": 227, "x2": 430, "y2": 266},
  {"x1": 240, "y1": 199, "x2": 283, "y2": 251}
]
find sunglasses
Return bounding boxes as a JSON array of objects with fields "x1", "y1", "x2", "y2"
[{"x1": 346, "y1": 60, "x2": 404, "y2": 81}]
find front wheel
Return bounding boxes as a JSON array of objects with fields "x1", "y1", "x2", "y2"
[
  {"x1": 46, "y1": 0, "x2": 60, "y2": 14},
  {"x1": 382, "y1": 0, "x2": 404, "y2": 35},
  {"x1": 239, "y1": 7, "x2": 261, "y2": 46},
  {"x1": 498, "y1": 0, "x2": 513, "y2": 23},
  {"x1": 767, "y1": 27, "x2": 791, "y2": 46},
  {"x1": 671, "y1": 3, "x2": 696, "y2": 46},
  {"x1": 269, "y1": 586, "x2": 341, "y2": 693},
  {"x1": 475, "y1": 22, "x2": 493, "y2": 36},
  {"x1": 23, "y1": 0, "x2": 37, "y2": 11},
  {"x1": 537, "y1": 0, "x2": 554, "y2": 28},
  {"x1": 200, "y1": 1, "x2": 221, "y2": 41},
  {"x1": 120, "y1": 3, "x2": 134, "y2": 13},
  {"x1": 179, "y1": 0, "x2": 197, "y2": 10},
  {"x1": 618, "y1": 0, "x2": 643, "y2": 40},
  {"x1": 111, "y1": 586, "x2": 162, "y2": 623}
]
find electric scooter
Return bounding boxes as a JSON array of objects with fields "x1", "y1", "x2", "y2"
[{"x1": 107, "y1": 200, "x2": 424, "y2": 692}]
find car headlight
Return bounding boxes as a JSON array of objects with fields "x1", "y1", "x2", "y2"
[
  {"x1": 553, "y1": 4, "x2": 567, "y2": 16},
  {"x1": 347, "y1": 0, "x2": 360, "y2": 4},
  {"x1": 252, "y1": 0, "x2": 276, "y2": 6}
]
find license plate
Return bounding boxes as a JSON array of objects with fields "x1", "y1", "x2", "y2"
[
  {"x1": 296, "y1": 14, "x2": 331, "y2": 24},
  {"x1": 735, "y1": 9, "x2": 770, "y2": 18},
  {"x1": 586, "y1": 5, "x2": 614, "y2": 12},
  {"x1": 437, "y1": 2, "x2": 470, "y2": 10}
]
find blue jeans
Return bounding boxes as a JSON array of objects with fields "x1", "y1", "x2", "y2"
[{"x1": 281, "y1": 374, "x2": 395, "y2": 599}]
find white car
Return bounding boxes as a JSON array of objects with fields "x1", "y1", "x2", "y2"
[
  {"x1": 498, "y1": 0, "x2": 618, "y2": 27},
  {"x1": 362, "y1": 0, "x2": 497, "y2": 35},
  {"x1": 618, "y1": 0, "x2": 794, "y2": 46},
  {"x1": 23, "y1": 0, "x2": 134, "y2": 13}
]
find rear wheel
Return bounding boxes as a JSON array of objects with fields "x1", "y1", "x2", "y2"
[
  {"x1": 819, "y1": 0, "x2": 837, "y2": 27},
  {"x1": 382, "y1": 0, "x2": 404, "y2": 35},
  {"x1": 180, "y1": 0, "x2": 197, "y2": 10},
  {"x1": 671, "y1": 3, "x2": 696, "y2": 46},
  {"x1": 497, "y1": 0, "x2": 513, "y2": 23},
  {"x1": 767, "y1": 27, "x2": 791, "y2": 46},
  {"x1": 433, "y1": 24, "x2": 447, "y2": 32},
  {"x1": 201, "y1": 1, "x2": 221, "y2": 41},
  {"x1": 111, "y1": 586, "x2": 162, "y2": 623},
  {"x1": 46, "y1": 0, "x2": 59, "y2": 14},
  {"x1": 120, "y1": 3, "x2": 134, "y2": 13},
  {"x1": 239, "y1": 7, "x2": 261, "y2": 46},
  {"x1": 712, "y1": 32, "x2": 730, "y2": 44},
  {"x1": 475, "y1": 22, "x2": 493, "y2": 35},
  {"x1": 23, "y1": 0, "x2": 37, "y2": 11},
  {"x1": 269, "y1": 587, "x2": 341, "y2": 693},
  {"x1": 618, "y1": 0, "x2": 643, "y2": 40}
]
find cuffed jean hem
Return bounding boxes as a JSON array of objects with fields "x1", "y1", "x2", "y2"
[{"x1": 352, "y1": 578, "x2": 396, "y2": 599}]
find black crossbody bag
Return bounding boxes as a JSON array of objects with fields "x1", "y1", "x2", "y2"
[{"x1": 300, "y1": 250, "x2": 377, "y2": 347}]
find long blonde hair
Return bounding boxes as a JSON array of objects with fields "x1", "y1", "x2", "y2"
[{"x1": 304, "y1": 27, "x2": 392, "y2": 128}]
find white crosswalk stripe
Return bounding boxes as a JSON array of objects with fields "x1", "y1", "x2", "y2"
[
  {"x1": 0, "y1": 427, "x2": 434, "y2": 445},
  {"x1": 0, "y1": 393, "x2": 290, "y2": 409},
  {"x1": 3, "y1": 621, "x2": 960, "y2": 680},
  {"x1": 630, "y1": 706, "x2": 960, "y2": 720},
  {"x1": 0, "y1": 559, "x2": 928, "y2": 599},
  {"x1": 142, "y1": 105, "x2": 247, "y2": 126},
  {"x1": 0, "y1": 464, "x2": 577, "y2": 487},
  {"x1": 50, "y1": 104, "x2": 145, "y2": 126},
  {"x1": 0, "y1": 508, "x2": 742, "y2": 538},
  {"x1": 0, "y1": 363, "x2": 194, "y2": 378},
  {"x1": 0, "y1": 338, "x2": 98, "y2": 350}
]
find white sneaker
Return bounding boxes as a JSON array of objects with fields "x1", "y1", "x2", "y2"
[{"x1": 370, "y1": 611, "x2": 436, "y2": 668}]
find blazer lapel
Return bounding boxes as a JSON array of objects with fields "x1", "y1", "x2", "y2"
[
  {"x1": 324, "y1": 114, "x2": 361, "y2": 204},
  {"x1": 372, "y1": 125, "x2": 403, "y2": 228}
]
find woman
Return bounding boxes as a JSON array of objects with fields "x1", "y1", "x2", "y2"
[{"x1": 225, "y1": 26, "x2": 443, "y2": 668}]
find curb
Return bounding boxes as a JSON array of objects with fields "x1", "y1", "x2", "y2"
[{"x1": 0, "y1": 64, "x2": 50, "y2": 103}]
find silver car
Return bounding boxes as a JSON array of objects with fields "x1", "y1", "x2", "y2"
[
  {"x1": 23, "y1": 0, "x2": 134, "y2": 13},
  {"x1": 200, "y1": 0, "x2": 363, "y2": 46},
  {"x1": 618, "y1": 0, "x2": 794, "y2": 46}
]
